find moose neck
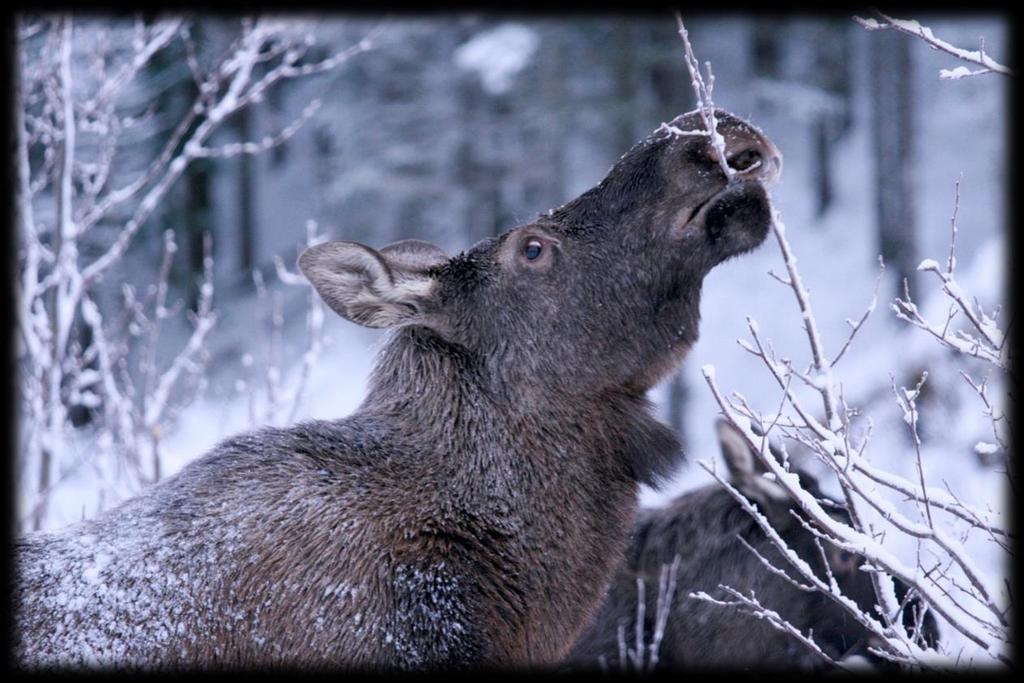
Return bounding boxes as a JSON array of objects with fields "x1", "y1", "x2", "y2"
[{"x1": 360, "y1": 326, "x2": 681, "y2": 488}]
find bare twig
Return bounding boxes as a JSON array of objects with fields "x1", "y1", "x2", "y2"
[
  {"x1": 674, "y1": 14, "x2": 733, "y2": 180},
  {"x1": 691, "y1": 586, "x2": 850, "y2": 671}
]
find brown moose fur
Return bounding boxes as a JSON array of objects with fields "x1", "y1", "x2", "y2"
[{"x1": 14, "y1": 109, "x2": 780, "y2": 670}]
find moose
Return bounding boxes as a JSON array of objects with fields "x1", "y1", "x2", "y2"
[
  {"x1": 567, "y1": 419, "x2": 940, "y2": 671},
  {"x1": 14, "y1": 108, "x2": 781, "y2": 669}
]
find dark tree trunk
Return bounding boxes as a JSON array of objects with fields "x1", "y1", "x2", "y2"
[
  {"x1": 813, "y1": 117, "x2": 834, "y2": 218},
  {"x1": 752, "y1": 19, "x2": 784, "y2": 81},
  {"x1": 146, "y1": 22, "x2": 214, "y2": 311},
  {"x1": 236, "y1": 104, "x2": 256, "y2": 277},
  {"x1": 810, "y1": 20, "x2": 853, "y2": 217},
  {"x1": 67, "y1": 320, "x2": 95, "y2": 428},
  {"x1": 489, "y1": 95, "x2": 513, "y2": 237},
  {"x1": 185, "y1": 159, "x2": 212, "y2": 312},
  {"x1": 646, "y1": 20, "x2": 696, "y2": 123},
  {"x1": 871, "y1": 30, "x2": 917, "y2": 300},
  {"x1": 454, "y1": 21, "x2": 495, "y2": 246}
]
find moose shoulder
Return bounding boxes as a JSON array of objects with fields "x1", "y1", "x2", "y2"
[
  {"x1": 15, "y1": 110, "x2": 781, "y2": 669},
  {"x1": 567, "y1": 420, "x2": 940, "y2": 671}
]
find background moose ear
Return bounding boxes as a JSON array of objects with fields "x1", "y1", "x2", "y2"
[
  {"x1": 716, "y1": 418, "x2": 790, "y2": 504},
  {"x1": 297, "y1": 239, "x2": 448, "y2": 329}
]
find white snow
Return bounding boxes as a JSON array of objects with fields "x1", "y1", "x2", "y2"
[{"x1": 454, "y1": 23, "x2": 539, "y2": 95}]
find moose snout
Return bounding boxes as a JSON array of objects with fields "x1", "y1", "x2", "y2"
[{"x1": 715, "y1": 113, "x2": 783, "y2": 185}]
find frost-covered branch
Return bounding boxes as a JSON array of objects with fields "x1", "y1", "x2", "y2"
[
  {"x1": 699, "y1": 183, "x2": 1012, "y2": 666},
  {"x1": 893, "y1": 180, "x2": 1008, "y2": 371},
  {"x1": 697, "y1": 389, "x2": 1007, "y2": 664},
  {"x1": 690, "y1": 586, "x2": 849, "y2": 671},
  {"x1": 16, "y1": 15, "x2": 366, "y2": 530},
  {"x1": 694, "y1": 455, "x2": 928, "y2": 666},
  {"x1": 188, "y1": 99, "x2": 322, "y2": 159},
  {"x1": 855, "y1": 12, "x2": 1012, "y2": 79},
  {"x1": 80, "y1": 17, "x2": 184, "y2": 118},
  {"x1": 142, "y1": 234, "x2": 216, "y2": 434},
  {"x1": 674, "y1": 14, "x2": 733, "y2": 180}
]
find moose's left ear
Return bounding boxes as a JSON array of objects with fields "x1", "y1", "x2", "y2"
[
  {"x1": 298, "y1": 238, "x2": 448, "y2": 329},
  {"x1": 716, "y1": 419, "x2": 790, "y2": 504}
]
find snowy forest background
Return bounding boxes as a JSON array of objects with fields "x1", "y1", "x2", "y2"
[{"x1": 14, "y1": 12, "x2": 1011, "y2": 668}]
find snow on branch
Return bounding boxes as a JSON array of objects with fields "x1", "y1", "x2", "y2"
[
  {"x1": 701, "y1": 211, "x2": 1011, "y2": 665},
  {"x1": 15, "y1": 15, "x2": 370, "y2": 530},
  {"x1": 695, "y1": 454, "x2": 926, "y2": 667},
  {"x1": 700, "y1": 375, "x2": 1008, "y2": 665},
  {"x1": 893, "y1": 179, "x2": 1009, "y2": 371},
  {"x1": 695, "y1": 132, "x2": 1010, "y2": 669},
  {"x1": 855, "y1": 12, "x2": 1012, "y2": 79}
]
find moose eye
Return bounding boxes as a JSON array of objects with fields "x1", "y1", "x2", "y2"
[
  {"x1": 523, "y1": 239, "x2": 543, "y2": 261},
  {"x1": 833, "y1": 550, "x2": 861, "y2": 571}
]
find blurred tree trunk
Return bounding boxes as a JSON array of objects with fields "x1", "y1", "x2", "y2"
[
  {"x1": 454, "y1": 21, "x2": 492, "y2": 245},
  {"x1": 645, "y1": 20, "x2": 696, "y2": 123},
  {"x1": 237, "y1": 104, "x2": 257, "y2": 277},
  {"x1": 752, "y1": 18, "x2": 784, "y2": 80},
  {"x1": 185, "y1": 159, "x2": 213, "y2": 311},
  {"x1": 489, "y1": 95, "x2": 513, "y2": 236},
  {"x1": 809, "y1": 19, "x2": 853, "y2": 217},
  {"x1": 666, "y1": 369, "x2": 689, "y2": 455},
  {"x1": 871, "y1": 30, "x2": 917, "y2": 300}
]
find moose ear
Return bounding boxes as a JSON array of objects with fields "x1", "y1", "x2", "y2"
[
  {"x1": 298, "y1": 239, "x2": 448, "y2": 329},
  {"x1": 716, "y1": 419, "x2": 790, "y2": 504}
]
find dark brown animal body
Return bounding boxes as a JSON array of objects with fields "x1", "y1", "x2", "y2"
[
  {"x1": 568, "y1": 421, "x2": 939, "y2": 672},
  {"x1": 14, "y1": 109, "x2": 781, "y2": 670}
]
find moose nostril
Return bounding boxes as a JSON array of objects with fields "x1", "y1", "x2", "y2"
[{"x1": 727, "y1": 147, "x2": 763, "y2": 173}]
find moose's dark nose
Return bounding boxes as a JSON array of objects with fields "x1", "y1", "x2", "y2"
[
  {"x1": 724, "y1": 137, "x2": 782, "y2": 184},
  {"x1": 717, "y1": 114, "x2": 783, "y2": 185}
]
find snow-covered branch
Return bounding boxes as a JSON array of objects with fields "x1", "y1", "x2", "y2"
[
  {"x1": 855, "y1": 12, "x2": 1012, "y2": 79},
  {"x1": 698, "y1": 178, "x2": 1010, "y2": 668},
  {"x1": 15, "y1": 15, "x2": 367, "y2": 531},
  {"x1": 893, "y1": 180, "x2": 1008, "y2": 371}
]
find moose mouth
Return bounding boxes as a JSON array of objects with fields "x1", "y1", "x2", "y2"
[{"x1": 686, "y1": 180, "x2": 773, "y2": 255}]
